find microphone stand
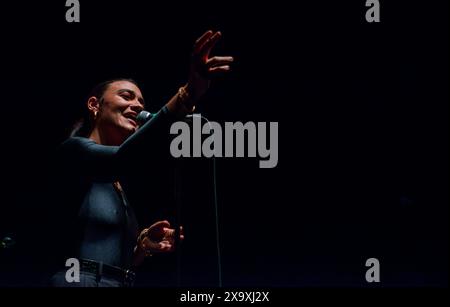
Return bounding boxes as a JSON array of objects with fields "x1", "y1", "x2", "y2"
[{"x1": 173, "y1": 158, "x2": 183, "y2": 287}]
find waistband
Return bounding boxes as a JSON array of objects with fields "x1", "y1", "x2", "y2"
[{"x1": 80, "y1": 259, "x2": 136, "y2": 287}]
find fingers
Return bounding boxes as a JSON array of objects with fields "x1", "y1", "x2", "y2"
[
  {"x1": 141, "y1": 237, "x2": 161, "y2": 252},
  {"x1": 206, "y1": 56, "x2": 234, "y2": 68},
  {"x1": 141, "y1": 237, "x2": 174, "y2": 254},
  {"x1": 158, "y1": 241, "x2": 174, "y2": 252},
  {"x1": 205, "y1": 56, "x2": 233, "y2": 76},
  {"x1": 199, "y1": 31, "x2": 222, "y2": 59},
  {"x1": 148, "y1": 220, "x2": 171, "y2": 233},
  {"x1": 143, "y1": 220, "x2": 171, "y2": 243},
  {"x1": 208, "y1": 65, "x2": 231, "y2": 74},
  {"x1": 193, "y1": 30, "x2": 213, "y2": 54},
  {"x1": 190, "y1": 30, "x2": 233, "y2": 84},
  {"x1": 142, "y1": 222, "x2": 185, "y2": 253},
  {"x1": 151, "y1": 220, "x2": 171, "y2": 228},
  {"x1": 160, "y1": 226, "x2": 185, "y2": 244},
  {"x1": 141, "y1": 225, "x2": 185, "y2": 255},
  {"x1": 163, "y1": 227, "x2": 176, "y2": 240},
  {"x1": 163, "y1": 227, "x2": 184, "y2": 240}
]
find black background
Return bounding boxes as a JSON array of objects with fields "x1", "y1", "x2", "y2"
[{"x1": 0, "y1": 0, "x2": 448, "y2": 287}]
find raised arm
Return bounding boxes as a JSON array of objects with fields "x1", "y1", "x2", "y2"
[{"x1": 59, "y1": 30, "x2": 233, "y2": 180}]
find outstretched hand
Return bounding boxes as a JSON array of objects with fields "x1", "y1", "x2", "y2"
[
  {"x1": 165, "y1": 30, "x2": 233, "y2": 117},
  {"x1": 187, "y1": 30, "x2": 234, "y2": 102}
]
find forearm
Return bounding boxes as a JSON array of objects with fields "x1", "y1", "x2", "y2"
[
  {"x1": 117, "y1": 105, "x2": 175, "y2": 163},
  {"x1": 117, "y1": 84, "x2": 196, "y2": 161},
  {"x1": 165, "y1": 83, "x2": 197, "y2": 117},
  {"x1": 61, "y1": 82, "x2": 200, "y2": 182}
]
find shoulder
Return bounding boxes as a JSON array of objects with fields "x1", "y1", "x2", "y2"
[
  {"x1": 59, "y1": 137, "x2": 119, "y2": 158},
  {"x1": 58, "y1": 137, "x2": 98, "y2": 156},
  {"x1": 61, "y1": 137, "x2": 96, "y2": 148},
  {"x1": 59, "y1": 137, "x2": 95, "y2": 152}
]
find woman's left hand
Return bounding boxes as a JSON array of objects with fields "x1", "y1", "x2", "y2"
[{"x1": 186, "y1": 30, "x2": 234, "y2": 103}]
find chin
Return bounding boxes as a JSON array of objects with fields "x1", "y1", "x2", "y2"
[{"x1": 122, "y1": 126, "x2": 135, "y2": 134}]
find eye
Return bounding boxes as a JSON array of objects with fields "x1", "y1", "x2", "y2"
[{"x1": 120, "y1": 92, "x2": 132, "y2": 100}]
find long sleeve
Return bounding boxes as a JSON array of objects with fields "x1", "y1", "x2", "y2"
[{"x1": 59, "y1": 106, "x2": 175, "y2": 182}]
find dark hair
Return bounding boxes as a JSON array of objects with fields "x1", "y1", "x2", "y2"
[{"x1": 70, "y1": 78, "x2": 139, "y2": 137}]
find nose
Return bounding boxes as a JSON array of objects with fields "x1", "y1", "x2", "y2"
[{"x1": 130, "y1": 100, "x2": 144, "y2": 113}]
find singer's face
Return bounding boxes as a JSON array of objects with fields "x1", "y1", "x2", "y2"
[{"x1": 97, "y1": 81, "x2": 145, "y2": 142}]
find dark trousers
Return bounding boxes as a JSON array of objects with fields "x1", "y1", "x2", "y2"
[{"x1": 49, "y1": 270, "x2": 126, "y2": 287}]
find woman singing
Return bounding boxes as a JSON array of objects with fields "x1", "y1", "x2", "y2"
[{"x1": 48, "y1": 30, "x2": 233, "y2": 287}]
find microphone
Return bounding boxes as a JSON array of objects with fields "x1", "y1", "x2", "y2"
[{"x1": 136, "y1": 111, "x2": 154, "y2": 126}]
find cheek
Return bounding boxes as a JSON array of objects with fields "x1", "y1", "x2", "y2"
[
  {"x1": 102, "y1": 102, "x2": 127, "y2": 118},
  {"x1": 111, "y1": 101, "x2": 128, "y2": 113}
]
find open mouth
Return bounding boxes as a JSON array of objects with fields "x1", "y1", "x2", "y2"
[{"x1": 123, "y1": 113, "x2": 137, "y2": 126}]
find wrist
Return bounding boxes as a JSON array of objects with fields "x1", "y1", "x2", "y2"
[
  {"x1": 136, "y1": 229, "x2": 154, "y2": 257},
  {"x1": 184, "y1": 82, "x2": 196, "y2": 101},
  {"x1": 178, "y1": 84, "x2": 196, "y2": 112},
  {"x1": 166, "y1": 84, "x2": 196, "y2": 117}
]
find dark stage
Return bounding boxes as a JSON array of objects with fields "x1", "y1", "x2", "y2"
[{"x1": 0, "y1": 0, "x2": 448, "y2": 288}]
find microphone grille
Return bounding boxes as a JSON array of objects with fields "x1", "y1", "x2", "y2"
[{"x1": 136, "y1": 111, "x2": 153, "y2": 126}]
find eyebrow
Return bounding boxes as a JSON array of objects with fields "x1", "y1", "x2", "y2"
[{"x1": 117, "y1": 89, "x2": 145, "y2": 106}]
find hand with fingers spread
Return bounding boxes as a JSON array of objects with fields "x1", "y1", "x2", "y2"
[
  {"x1": 188, "y1": 30, "x2": 233, "y2": 100},
  {"x1": 133, "y1": 220, "x2": 184, "y2": 265},
  {"x1": 166, "y1": 30, "x2": 233, "y2": 116}
]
